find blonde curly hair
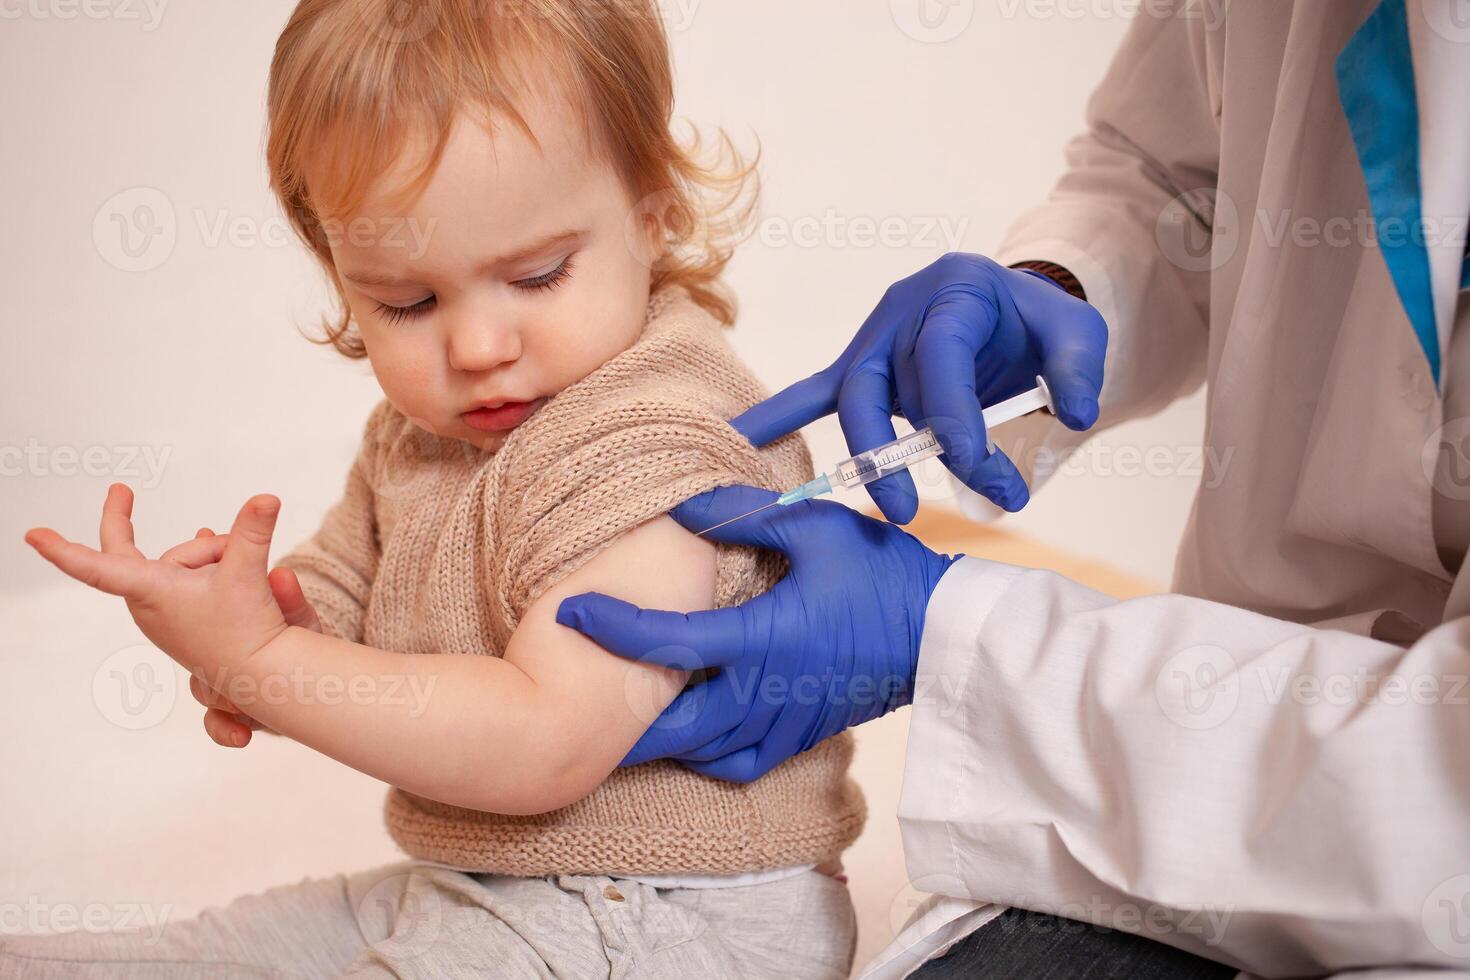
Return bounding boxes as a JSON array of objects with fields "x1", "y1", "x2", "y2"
[{"x1": 266, "y1": 0, "x2": 757, "y2": 358}]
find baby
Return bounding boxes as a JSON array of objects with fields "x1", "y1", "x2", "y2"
[{"x1": 9, "y1": 0, "x2": 866, "y2": 977}]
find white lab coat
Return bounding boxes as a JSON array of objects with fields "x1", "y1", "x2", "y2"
[{"x1": 862, "y1": 1, "x2": 1470, "y2": 977}]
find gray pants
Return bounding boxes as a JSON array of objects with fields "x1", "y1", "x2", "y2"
[{"x1": 0, "y1": 860, "x2": 856, "y2": 979}]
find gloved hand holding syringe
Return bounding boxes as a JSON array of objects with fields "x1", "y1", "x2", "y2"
[{"x1": 697, "y1": 376, "x2": 1055, "y2": 537}]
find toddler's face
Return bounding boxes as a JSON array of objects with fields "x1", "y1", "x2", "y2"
[{"x1": 323, "y1": 91, "x2": 658, "y2": 450}]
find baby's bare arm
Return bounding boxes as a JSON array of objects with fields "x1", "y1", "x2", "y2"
[
  {"x1": 239, "y1": 515, "x2": 716, "y2": 814},
  {"x1": 502, "y1": 515, "x2": 717, "y2": 798}
]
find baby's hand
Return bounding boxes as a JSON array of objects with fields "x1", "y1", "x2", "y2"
[
  {"x1": 188, "y1": 555, "x2": 325, "y2": 748},
  {"x1": 25, "y1": 484, "x2": 291, "y2": 677}
]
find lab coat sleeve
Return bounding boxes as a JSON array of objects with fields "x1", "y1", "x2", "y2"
[
  {"x1": 900, "y1": 558, "x2": 1470, "y2": 977},
  {"x1": 985, "y1": 0, "x2": 1220, "y2": 493}
]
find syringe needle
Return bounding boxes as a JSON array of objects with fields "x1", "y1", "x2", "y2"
[{"x1": 693, "y1": 499, "x2": 783, "y2": 537}]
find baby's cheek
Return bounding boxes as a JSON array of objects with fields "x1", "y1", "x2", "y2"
[
  {"x1": 517, "y1": 315, "x2": 590, "y2": 391},
  {"x1": 366, "y1": 343, "x2": 443, "y2": 421},
  {"x1": 538, "y1": 302, "x2": 645, "y2": 391}
]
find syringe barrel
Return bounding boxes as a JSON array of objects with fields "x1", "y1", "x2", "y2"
[
  {"x1": 832, "y1": 427, "x2": 944, "y2": 489},
  {"x1": 822, "y1": 379, "x2": 1053, "y2": 493}
]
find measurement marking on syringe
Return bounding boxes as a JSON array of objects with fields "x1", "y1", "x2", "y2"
[{"x1": 842, "y1": 434, "x2": 943, "y2": 480}]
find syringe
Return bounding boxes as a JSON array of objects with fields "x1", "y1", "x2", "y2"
[{"x1": 696, "y1": 375, "x2": 1055, "y2": 537}]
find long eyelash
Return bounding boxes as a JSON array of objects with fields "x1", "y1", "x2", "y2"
[
  {"x1": 515, "y1": 256, "x2": 575, "y2": 293},
  {"x1": 371, "y1": 256, "x2": 572, "y2": 324},
  {"x1": 376, "y1": 296, "x2": 436, "y2": 326}
]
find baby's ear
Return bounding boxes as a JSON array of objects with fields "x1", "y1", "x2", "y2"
[{"x1": 623, "y1": 188, "x2": 676, "y2": 272}]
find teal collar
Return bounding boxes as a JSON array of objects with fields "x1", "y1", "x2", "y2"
[{"x1": 1337, "y1": 0, "x2": 1442, "y2": 386}]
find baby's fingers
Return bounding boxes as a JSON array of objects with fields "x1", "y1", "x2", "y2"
[
  {"x1": 203, "y1": 706, "x2": 254, "y2": 748},
  {"x1": 268, "y1": 567, "x2": 323, "y2": 633},
  {"x1": 24, "y1": 528, "x2": 153, "y2": 598},
  {"x1": 189, "y1": 672, "x2": 238, "y2": 712},
  {"x1": 161, "y1": 532, "x2": 230, "y2": 569},
  {"x1": 191, "y1": 675, "x2": 272, "y2": 738},
  {"x1": 220, "y1": 495, "x2": 281, "y2": 582},
  {"x1": 99, "y1": 483, "x2": 144, "y2": 558}
]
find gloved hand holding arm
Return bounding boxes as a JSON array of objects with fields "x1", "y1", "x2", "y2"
[{"x1": 556, "y1": 484, "x2": 958, "y2": 782}]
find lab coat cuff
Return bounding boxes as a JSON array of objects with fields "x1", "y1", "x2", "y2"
[
  {"x1": 993, "y1": 237, "x2": 1121, "y2": 344},
  {"x1": 898, "y1": 556, "x2": 1024, "y2": 890}
]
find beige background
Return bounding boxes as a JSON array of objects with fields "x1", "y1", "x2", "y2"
[{"x1": 1, "y1": 1, "x2": 1204, "y2": 973}]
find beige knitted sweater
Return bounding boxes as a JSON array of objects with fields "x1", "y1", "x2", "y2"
[{"x1": 274, "y1": 286, "x2": 867, "y2": 877}]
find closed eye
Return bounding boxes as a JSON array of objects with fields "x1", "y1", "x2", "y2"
[
  {"x1": 513, "y1": 255, "x2": 574, "y2": 292},
  {"x1": 376, "y1": 296, "x2": 436, "y2": 325}
]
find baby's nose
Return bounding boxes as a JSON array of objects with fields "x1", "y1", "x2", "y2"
[{"x1": 447, "y1": 315, "x2": 522, "y2": 373}]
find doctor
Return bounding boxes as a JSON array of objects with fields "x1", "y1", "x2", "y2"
[{"x1": 558, "y1": 1, "x2": 1470, "y2": 977}]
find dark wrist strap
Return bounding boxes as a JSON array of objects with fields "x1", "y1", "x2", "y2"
[{"x1": 1009, "y1": 259, "x2": 1087, "y2": 302}]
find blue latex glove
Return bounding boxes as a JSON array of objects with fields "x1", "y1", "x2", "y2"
[
  {"x1": 733, "y1": 253, "x2": 1107, "y2": 522},
  {"x1": 555, "y1": 484, "x2": 960, "y2": 782}
]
